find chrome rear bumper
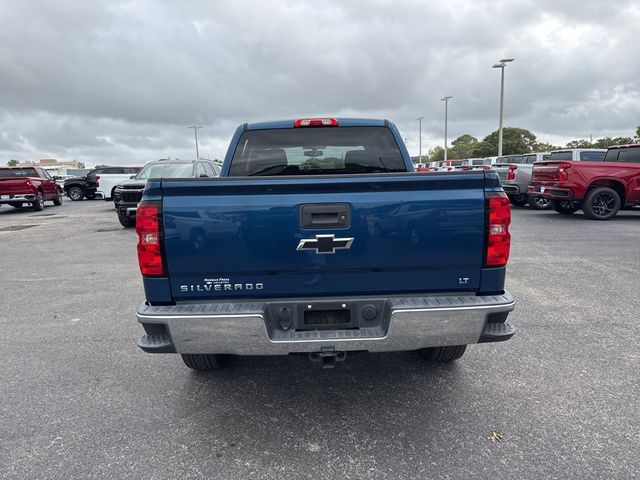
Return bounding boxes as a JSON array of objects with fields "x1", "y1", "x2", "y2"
[
  {"x1": 137, "y1": 292, "x2": 515, "y2": 355},
  {"x1": 0, "y1": 194, "x2": 35, "y2": 202},
  {"x1": 501, "y1": 183, "x2": 521, "y2": 195}
]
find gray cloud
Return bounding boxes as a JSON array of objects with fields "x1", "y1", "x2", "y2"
[{"x1": 1, "y1": 0, "x2": 638, "y2": 166}]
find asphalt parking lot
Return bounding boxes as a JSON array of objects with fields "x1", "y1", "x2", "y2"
[{"x1": 1, "y1": 199, "x2": 639, "y2": 479}]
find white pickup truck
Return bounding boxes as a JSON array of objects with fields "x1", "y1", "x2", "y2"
[{"x1": 95, "y1": 167, "x2": 142, "y2": 200}]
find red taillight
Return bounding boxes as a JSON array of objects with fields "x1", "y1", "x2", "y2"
[
  {"x1": 507, "y1": 165, "x2": 517, "y2": 181},
  {"x1": 484, "y1": 192, "x2": 511, "y2": 267},
  {"x1": 558, "y1": 162, "x2": 571, "y2": 182},
  {"x1": 136, "y1": 202, "x2": 164, "y2": 276},
  {"x1": 95, "y1": 175, "x2": 100, "y2": 187},
  {"x1": 293, "y1": 118, "x2": 339, "y2": 127}
]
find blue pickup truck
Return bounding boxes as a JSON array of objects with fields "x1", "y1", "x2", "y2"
[{"x1": 135, "y1": 118, "x2": 515, "y2": 369}]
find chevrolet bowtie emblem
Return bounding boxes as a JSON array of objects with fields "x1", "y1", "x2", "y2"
[{"x1": 297, "y1": 234, "x2": 354, "y2": 254}]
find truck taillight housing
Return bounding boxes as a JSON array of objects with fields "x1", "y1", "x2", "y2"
[
  {"x1": 484, "y1": 192, "x2": 511, "y2": 267},
  {"x1": 507, "y1": 165, "x2": 517, "y2": 181},
  {"x1": 95, "y1": 175, "x2": 100, "y2": 187},
  {"x1": 558, "y1": 162, "x2": 571, "y2": 182},
  {"x1": 136, "y1": 202, "x2": 165, "y2": 276},
  {"x1": 293, "y1": 118, "x2": 339, "y2": 127}
]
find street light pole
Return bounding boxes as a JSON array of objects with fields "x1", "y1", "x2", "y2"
[
  {"x1": 417, "y1": 117, "x2": 424, "y2": 163},
  {"x1": 492, "y1": 58, "x2": 514, "y2": 157},
  {"x1": 441, "y1": 96, "x2": 452, "y2": 163},
  {"x1": 187, "y1": 126, "x2": 202, "y2": 160}
]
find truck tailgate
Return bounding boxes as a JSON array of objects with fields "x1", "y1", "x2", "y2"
[
  {"x1": 161, "y1": 173, "x2": 487, "y2": 300},
  {"x1": 531, "y1": 161, "x2": 566, "y2": 182},
  {"x1": 0, "y1": 179, "x2": 32, "y2": 194},
  {"x1": 493, "y1": 164, "x2": 511, "y2": 183}
]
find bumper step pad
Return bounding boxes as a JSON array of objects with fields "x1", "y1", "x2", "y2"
[
  {"x1": 478, "y1": 321, "x2": 515, "y2": 343},
  {"x1": 138, "y1": 334, "x2": 175, "y2": 353}
]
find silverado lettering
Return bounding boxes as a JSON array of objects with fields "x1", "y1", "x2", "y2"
[{"x1": 180, "y1": 283, "x2": 264, "y2": 292}]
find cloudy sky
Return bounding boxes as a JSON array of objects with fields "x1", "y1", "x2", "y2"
[{"x1": 1, "y1": 0, "x2": 639, "y2": 166}]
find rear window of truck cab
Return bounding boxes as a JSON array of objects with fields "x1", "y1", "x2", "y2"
[
  {"x1": 605, "y1": 147, "x2": 640, "y2": 163},
  {"x1": 228, "y1": 126, "x2": 406, "y2": 176},
  {"x1": 580, "y1": 151, "x2": 605, "y2": 161},
  {"x1": 496, "y1": 156, "x2": 523, "y2": 164},
  {"x1": 136, "y1": 162, "x2": 196, "y2": 179},
  {"x1": 0, "y1": 168, "x2": 38, "y2": 177},
  {"x1": 549, "y1": 151, "x2": 573, "y2": 161}
]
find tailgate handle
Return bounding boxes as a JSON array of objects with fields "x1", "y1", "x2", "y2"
[{"x1": 300, "y1": 204, "x2": 350, "y2": 228}]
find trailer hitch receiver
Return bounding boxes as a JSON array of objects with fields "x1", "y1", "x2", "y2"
[{"x1": 309, "y1": 347, "x2": 346, "y2": 368}]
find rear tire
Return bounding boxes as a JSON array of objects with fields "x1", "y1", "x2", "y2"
[
  {"x1": 582, "y1": 187, "x2": 621, "y2": 220},
  {"x1": 418, "y1": 345, "x2": 467, "y2": 363},
  {"x1": 181, "y1": 354, "x2": 227, "y2": 371},
  {"x1": 53, "y1": 190, "x2": 63, "y2": 206},
  {"x1": 32, "y1": 192, "x2": 44, "y2": 211},
  {"x1": 528, "y1": 195, "x2": 551, "y2": 210},
  {"x1": 68, "y1": 186, "x2": 84, "y2": 201},
  {"x1": 551, "y1": 200, "x2": 579, "y2": 215},
  {"x1": 118, "y1": 214, "x2": 135, "y2": 228}
]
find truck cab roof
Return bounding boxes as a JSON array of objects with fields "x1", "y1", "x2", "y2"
[
  {"x1": 551, "y1": 148, "x2": 607, "y2": 153},
  {"x1": 606, "y1": 144, "x2": 640, "y2": 150}
]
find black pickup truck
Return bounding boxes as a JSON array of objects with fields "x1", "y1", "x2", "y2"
[
  {"x1": 114, "y1": 159, "x2": 220, "y2": 227},
  {"x1": 64, "y1": 166, "x2": 140, "y2": 201}
]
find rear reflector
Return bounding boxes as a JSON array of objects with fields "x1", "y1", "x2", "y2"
[
  {"x1": 294, "y1": 118, "x2": 339, "y2": 127},
  {"x1": 484, "y1": 192, "x2": 511, "y2": 267},
  {"x1": 136, "y1": 202, "x2": 164, "y2": 276}
]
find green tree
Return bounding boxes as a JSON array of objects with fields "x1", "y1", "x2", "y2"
[
  {"x1": 596, "y1": 137, "x2": 633, "y2": 148},
  {"x1": 635, "y1": 126, "x2": 640, "y2": 141},
  {"x1": 428, "y1": 146, "x2": 444, "y2": 162},
  {"x1": 450, "y1": 134, "x2": 479, "y2": 159},
  {"x1": 566, "y1": 136, "x2": 634, "y2": 149},
  {"x1": 566, "y1": 139, "x2": 593, "y2": 149},
  {"x1": 77, "y1": 161, "x2": 85, "y2": 168},
  {"x1": 473, "y1": 127, "x2": 537, "y2": 157},
  {"x1": 532, "y1": 142, "x2": 561, "y2": 152},
  {"x1": 6, "y1": 159, "x2": 19, "y2": 166}
]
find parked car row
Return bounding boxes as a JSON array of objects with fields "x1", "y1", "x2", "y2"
[
  {"x1": 5, "y1": 144, "x2": 636, "y2": 223},
  {"x1": 413, "y1": 144, "x2": 639, "y2": 220}
]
